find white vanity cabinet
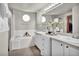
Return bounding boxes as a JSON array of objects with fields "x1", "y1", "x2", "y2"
[
  {"x1": 41, "y1": 35, "x2": 50, "y2": 56},
  {"x1": 33, "y1": 32, "x2": 79, "y2": 56},
  {"x1": 63, "y1": 44, "x2": 70, "y2": 56},
  {"x1": 69, "y1": 45, "x2": 79, "y2": 56},
  {"x1": 34, "y1": 33, "x2": 50, "y2": 56},
  {"x1": 33, "y1": 34, "x2": 43, "y2": 50},
  {"x1": 64, "y1": 44, "x2": 79, "y2": 56},
  {"x1": 52, "y1": 38, "x2": 79, "y2": 56},
  {"x1": 52, "y1": 39, "x2": 64, "y2": 56}
]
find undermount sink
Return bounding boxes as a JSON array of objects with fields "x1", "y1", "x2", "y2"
[
  {"x1": 57, "y1": 35, "x2": 79, "y2": 43},
  {"x1": 63, "y1": 36, "x2": 79, "y2": 40},
  {"x1": 72, "y1": 36, "x2": 79, "y2": 39}
]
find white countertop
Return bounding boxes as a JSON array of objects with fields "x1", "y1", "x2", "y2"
[{"x1": 35, "y1": 31, "x2": 79, "y2": 47}]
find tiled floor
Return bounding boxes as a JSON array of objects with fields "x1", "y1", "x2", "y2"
[{"x1": 9, "y1": 46, "x2": 41, "y2": 56}]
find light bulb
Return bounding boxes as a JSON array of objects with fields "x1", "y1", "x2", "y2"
[
  {"x1": 23, "y1": 14, "x2": 30, "y2": 22},
  {"x1": 42, "y1": 16, "x2": 46, "y2": 23}
]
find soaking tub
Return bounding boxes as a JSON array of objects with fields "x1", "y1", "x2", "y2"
[{"x1": 10, "y1": 36, "x2": 32, "y2": 50}]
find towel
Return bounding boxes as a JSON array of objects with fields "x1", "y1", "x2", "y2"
[
  {"x1": 0, "y1": 3, "x2": 12, "y2": 32},
  {"x1": 0, "y1": 16, "x2": 9, "y2": 32}
]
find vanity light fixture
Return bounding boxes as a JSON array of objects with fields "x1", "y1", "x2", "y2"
[
  {"x1": 44, "y1": 3, "x2": 58, "y2": 11},
  {"x1": 23, "y1": 14, "x2": 30, "y2": 22},
  {"x1": 44, "y1": 3, "x2": 63, "y2": 11},
  {"x1": 42, "y1": 16, "x2": 46, "y2": 23}
]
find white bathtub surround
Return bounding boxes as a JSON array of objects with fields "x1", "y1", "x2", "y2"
[
  {"x1": 10, "y1": 30, "x2": 35, "y2": 50},
  {"x1": 10, "y1": 37, "x2": 32, "y2": 50},
  {"x1": 15, "y1": 30, "x2": 35, "y2": 37}
]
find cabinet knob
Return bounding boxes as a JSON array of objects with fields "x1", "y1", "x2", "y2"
[
  {"x1": 61, "y1": 44, "x2": 63, "y2": 46},
  {"x1": 66, "y1": 46, "x2": 69, "y2": 48}
]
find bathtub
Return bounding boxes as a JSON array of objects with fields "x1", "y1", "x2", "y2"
[
  {"x1": 10, "y1": 36, "x2": 33, "y2": 50},
  {"x1": 10, "y1": 30, "x2": 35, "y2": 50}
]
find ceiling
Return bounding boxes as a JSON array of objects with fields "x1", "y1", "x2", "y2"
[
  {"x1": 44, "y1": 3, "x2": 77, "y2": 15},
  {"x1": 8, "y1": 3, "x2": 78, "y2": 16},
  {"x1": 8, "y1": 3, "x2": 50, "y2": 12}
]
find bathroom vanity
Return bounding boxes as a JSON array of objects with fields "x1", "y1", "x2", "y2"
[
  {"x1": 33, "y1": 32, "x2": 50, "y2": 56},
  {"x1": 33, "y1": 31, "x2": 79, "y2": 56}
]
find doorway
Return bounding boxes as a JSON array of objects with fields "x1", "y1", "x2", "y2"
[{"x1": 67, "y1": 15, "x2": 72, "y2": 33}]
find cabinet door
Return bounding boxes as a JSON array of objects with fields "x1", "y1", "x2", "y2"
[
  {"x1": 70, "y1": 46, "x2": 79, "y2": 56},
  {"x1": 52, "y1": 39, "x2": 63, "y2": 56},
  {"x1": 34, "y1": 34, "x2": 43, "y2": 50},
  {"x1": 64, "y1": 44, "x2": 70, "y2": 56},
  {"x1": 34, "y1": 34, "x2": 50, "y2": 56},
  {"x1": 39, "y1": 35, "x2": 50, "y2": 56},
  {"x1": 42, "y1": 36, "x2": 50, "y2": 56}
]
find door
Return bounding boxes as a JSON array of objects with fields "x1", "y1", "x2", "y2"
[
  {"x1": 42, "y1": 36, "x2": 50, "y2": 56},
  {"x1": 52, "y1": 39, "x2": 63, "y2": 56},
  {"x1": 64, "y1": 44, "x2": 70, "y2": 56},
  {"x1": 70, "y1": 46, "x2": 79, "y2": 56},
  {"x1": 67, "y1": 15, "x2": 72, "y2": 33},
  {"x1": 34, "y1": 34, "x2": 43, "y2": 50}
]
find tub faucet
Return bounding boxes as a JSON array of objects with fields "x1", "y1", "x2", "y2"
[{"x1": 24, "y1": 32, "x2": 31, "y2": 37}]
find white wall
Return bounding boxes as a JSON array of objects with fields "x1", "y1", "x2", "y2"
[
  {"x1": 72, "y1": 4, "x2": 79, "y2": 35},
  {"x1": 0, "y1": 31, "x2": 8, "y2": 56},
  {"x1": 13, "y1": 9, "x2": 36, "y2": 30}
]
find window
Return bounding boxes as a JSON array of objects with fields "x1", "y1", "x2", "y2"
[{"x1": 23, "y1": 14, "x2": 30, "y2": 22}]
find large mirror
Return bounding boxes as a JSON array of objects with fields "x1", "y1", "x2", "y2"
[
  {"x1": 45, "y1": 15, "x2": 73, "y2": 34},
  {"x1": 41, "y1": 3, "x2": 74, "y2": 34}
]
